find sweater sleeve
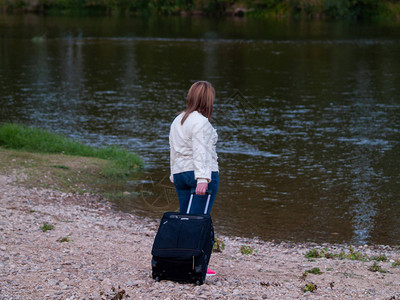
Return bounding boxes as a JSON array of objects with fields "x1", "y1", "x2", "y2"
[{"x1": 192, "y1": 119, "x2": 213, "y2": 183}]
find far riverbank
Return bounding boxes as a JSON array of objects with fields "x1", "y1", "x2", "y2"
[{"x1": 1, "y1": 0, "x2": 400, "y2": 21}]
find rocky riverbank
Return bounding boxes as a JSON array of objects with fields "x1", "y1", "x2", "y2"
[{"x1": 1, "y1": 173, "x2": 400, "y2": 299}]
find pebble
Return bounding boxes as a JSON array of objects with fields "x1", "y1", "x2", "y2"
[
  {"x1": 59, "y1": 283, "x2": 68, "y2": 290},
  {"x1": 48, "y1": 279, "x2": 58, "y2": 286}
]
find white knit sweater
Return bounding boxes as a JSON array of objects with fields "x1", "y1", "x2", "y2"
[{"x1": 169, "y1": 111, "x2": 219, "y2": 183}]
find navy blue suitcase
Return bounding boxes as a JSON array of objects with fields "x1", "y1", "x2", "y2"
[{"x1": 151, "y1": 190, "x2": 214, "y2": 285}]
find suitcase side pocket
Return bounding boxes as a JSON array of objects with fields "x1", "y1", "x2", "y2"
[{"x1": 152, "y1": 217, "x2": 181, "y2": 253}]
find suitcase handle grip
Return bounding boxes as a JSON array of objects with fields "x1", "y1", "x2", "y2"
[
  {"x1": 187, "y1": 189, "x2": 212, "y2": 214},
  {"x1": 190, "y1": 188, "x2": 212, "y2": 195}
]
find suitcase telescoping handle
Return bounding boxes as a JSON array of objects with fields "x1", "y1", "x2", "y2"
[{"x1": 186, "y1": 189, "x2": 212, "y2": 214}]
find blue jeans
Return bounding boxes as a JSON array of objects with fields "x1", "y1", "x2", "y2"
[{"x1": 173, "y1": 171, "x2": 219, "y2": 215}]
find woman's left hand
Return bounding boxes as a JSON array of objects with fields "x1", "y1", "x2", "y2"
[{"x1": 196, "y1": 183, "x2": 208, "y2": 195}]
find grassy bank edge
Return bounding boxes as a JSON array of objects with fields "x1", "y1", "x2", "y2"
[
  {"x1": 0, "y1": 123, "x2": 143, "y2": 179},
  {"x1": 0, "y1": 147, "x2": 142, "y2": 200},
  {"x1": 0, "y1": 147, "x2": 99, "y2": 192}
]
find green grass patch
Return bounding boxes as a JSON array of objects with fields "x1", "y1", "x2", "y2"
[
  {"x1": 368, "y1": 262, "x2": 387, "y2": 273},
  {"x1": 371, "y1": 254, "x2": 388, "y2": 262},
  {"x1": 302, "y1": 267, "x2": 322, "y2": 280},
  {"x1": 240, "y1": 245, "x2": 254, "y2": 255},
  {"x1": 337, "y1": 246, "x2": 368, "y2": 262},
  {"x1": 0, "y1": 123, "x2": 143, "y2": 179},
  {"x1": 51, "y1": 165, "x2": 70, "y2": 170},
  {"x1": 392, "y1": 260, "x2": 400, "y2": 268},
  {"x1": 305, "y1": 246, "x2": 372, "y2": 262},
  {"x1": 40, "y1": 223, "x2": 54, "y2": 232},
  {"x1": 305, "y1": 249, "x2": 324, "y2": 259},
  {"x1": 306, "y1": 267, "x2": 322, "y2": 275},
  {"x1": 305, "y1": 248, "x2": 335, "y2": 259},
  {"x1": 303, "y1": 282, "x2": 317, "y2": 293},
  {"x1": 56, "y1": 236, "x2": 73, "y2": 243},
  {"x1": 213, "y1": 237, "x2": 225, "y2": 253}
]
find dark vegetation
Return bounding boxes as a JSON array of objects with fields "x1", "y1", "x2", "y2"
[{"x1": 1, "y1": 0, "x2": 399, "y2": 21}]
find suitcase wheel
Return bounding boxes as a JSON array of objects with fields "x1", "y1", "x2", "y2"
[
  {"x1": 152, "y1": 271, "x2": 161, "y2": 282},
  {"x1": 151, "y1": 258, "x2": 157, "y2": 268},
  {"x1": 195, "y1": 279, "x2": 202, "y2": 286}
]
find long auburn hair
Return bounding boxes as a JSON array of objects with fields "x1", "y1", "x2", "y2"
[{"x1": 181, "y1": 81, "x2": 215, "y2": 125}]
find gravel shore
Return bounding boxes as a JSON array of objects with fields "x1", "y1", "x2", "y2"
[{"x1": 1, "y1": 173, "x2": 400, "y2": 299}]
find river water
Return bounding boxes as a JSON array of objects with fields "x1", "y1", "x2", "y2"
[{"x1": 1, "y1": 15, "x2": 399, "y2": 245}]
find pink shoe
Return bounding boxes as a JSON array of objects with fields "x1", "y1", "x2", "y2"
[{"x1": 206, "y1": 268, "x2": 216, "y2": 276}]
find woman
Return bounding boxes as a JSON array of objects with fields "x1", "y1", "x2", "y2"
[{"x1": 169, "y1": 81, "x2": 219, "y2": 276}]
